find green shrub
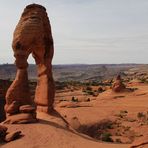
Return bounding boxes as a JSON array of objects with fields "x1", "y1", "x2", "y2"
[
  {"x1": 101, "y1": 132, "x2": 113, "y2": 142},
  {"x1": 137, "y1": 112, "x2": 146, "y2": 119},
  {"x1": 86, "y1": 98, "x2": 90, "y2": 102},
  {"x1": 71, "y1": 96, "x2": 78, "y2": 102}
]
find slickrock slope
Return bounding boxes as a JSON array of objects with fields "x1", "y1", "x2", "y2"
[
  {"x1": 1, "y1": 82, "x2": 148, "y2": 148},
  {"x1": 56, "y1": 83, "x2": 148, "y2": 148},
  {"x1": 1, "y1": 112, "x2": 129, "y2": 148}
]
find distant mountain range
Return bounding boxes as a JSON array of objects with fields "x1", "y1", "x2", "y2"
[{"x1": 0, "y1": 64, "x2": 147, "y2": 82}]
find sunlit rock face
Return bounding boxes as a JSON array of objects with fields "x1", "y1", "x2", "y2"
[{"x1": 5, "y1": 4, "x2": 55, "y2": 123}]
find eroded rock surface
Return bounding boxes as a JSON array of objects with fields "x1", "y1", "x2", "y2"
[
  {"x1": 5, "y1": 3, "x2": 55, "y2": 123},
  {"x1": 0, "y1": 125, "x2": 21, "y2": 142},
  {"x1": 3, "y1": 113, "x2": 37, "y2": 124},
  {"x1": 5, "y1": 131, "x2": 21, "y2": 142},
  {"x1": 112, "y1": 75, "x2": 126, "y2": 92},
  {"x1": 0, "y1": 125, "x2": 8, "y2": 137},
  {"x1": 19, "y1": 105, "x2": 36, "y2": 113}
]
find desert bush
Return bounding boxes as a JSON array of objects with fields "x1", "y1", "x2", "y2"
[
  {"x1": 137, "y1": 112, "x2": 146, "y2": 119},
  {"x1": 91, "y1": 81, "x2": 100, "y2": 86},
  {"x1": 77, "y1": 119, "x2": 113, "y2": 141},
  {"x1": 86, "y1": 90, "x2": 94, "y2": 95},
  {"x1": 85, "y1": 98, "x2": 90, "y2": 102},
  {"x1": 86, "y1": 86, "x2": 92, "y2": 91},
  {"x1": 101, "y1": 132, "x2": 113, "y2": 142},
  {"x1": 97, "y1": 87, "x2": 104, "y2": 93},
  {"x1": 139, "y1": 78, "x2": 148, "y2": 83},
  {"x1": 115, "y1": 110, "x2": 128, "y2": 118},
  {"x1": 71, "y1": 96, "x2": 78, "y2": 102},
  {"x1": 55, "y1": 81, "x2": 67, "y2": 90}
]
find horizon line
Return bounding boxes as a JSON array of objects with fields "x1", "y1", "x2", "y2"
[{"x1": 0, "y1": 63, "x2": 148, "y2": 65}]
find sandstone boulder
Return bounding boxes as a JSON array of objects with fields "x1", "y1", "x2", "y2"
[{"x1": 5, "y1": 131, "x2": 21, "y2": 142}]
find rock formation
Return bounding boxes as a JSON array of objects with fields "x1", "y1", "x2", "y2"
[
  {"x1": 0, "y1": 125, "x2": 21, "y2": 142},
  {"x1": 4, "y1": 4, "x2": 55, "y2": 123},
  {"x1": 112, "y1": 75, "x2": 126, "y2": 92}
]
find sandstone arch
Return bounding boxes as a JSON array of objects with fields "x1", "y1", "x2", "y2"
[{"x1": 4, "y1": 4, "x2": 55, "y2": 123}]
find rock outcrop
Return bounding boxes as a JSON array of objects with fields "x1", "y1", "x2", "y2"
[
  {"x1": 4, "y1": 131, "x2": 21, "y2": 142},
  {"x1": 0, "y1": 125, "x2": 21, "y2": 142},
  {"x1": 0, "y1": 125, "x2": 8, "y2": 137},
  {"x1": 112, "y1": 75, "x2": 126, "y2": 92},
  {"x1": 5, "y1": 4, "x2": 55, "y2": 123}
]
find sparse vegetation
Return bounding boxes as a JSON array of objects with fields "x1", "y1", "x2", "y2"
[
  {"x1": 115, "y1": 110, "x2": 128, "y2": 118},
  {"x1": 85, "y1": 98, "x2": 90, "y2": 102},
  {"x1": 137, "y1": 112, "x2": 148, "y2": 125},
  {"x1": 71, "y1": 96, "x2": 78, "y2": 102},
  {"x1": 137, "y1": 112, "x2": 145, "y2": 119},
  {"x1": 1, "y1": 64, "x2": 148, "y2": 146},
  {"x1": 85, "y1": 86, "x2": 92, "y2": 91},
  {"x1": 97, "y1": 87, "x2": 104, "y2": 93},
  {"x1": 101, "y1": 132, "x2": 113, "y2": 142},
  {"x1": 77, "y1": 119, "x2": 114, "y2": 141}
]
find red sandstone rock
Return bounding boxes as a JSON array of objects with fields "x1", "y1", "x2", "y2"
[
  {"x1": 19, "y1": 105, "x2": 36, "y2": 113},
  {"x1": 3, "y1": 113, "x2": 37, "y2": 124},
  {"x1": 112, "y1": 75, "x2": 126, "y2": 92},
  {"x1": 5, "y1": 101, "x2": 19, "y2": 115},
  {"x1": 6, "y1": 69, "x2": 32, "y2": 107},
  {"x1": 5, "y1": 131, "x2": 21, "y2": 142},
  {"x1": 0, "y1": 125, "x2": 8, "y2": 137},
  {"x1": 5, "y1": 3, "x2": 55, "y2": 123}
]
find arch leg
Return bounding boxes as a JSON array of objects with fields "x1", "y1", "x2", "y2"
[
  {"x1": 4, "y1": 53, "x2": 37, "y2": 123},
  {"x1": 34, "y1": 62, "x2": 55, "y2": 113}
]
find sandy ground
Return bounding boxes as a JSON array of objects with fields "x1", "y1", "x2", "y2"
[
  {"x1": 1, "y1": 83, "x2": 148, "y2": 148},
  {"x1": 0, "y1": 113, "x2": 129, "y2": 148}
]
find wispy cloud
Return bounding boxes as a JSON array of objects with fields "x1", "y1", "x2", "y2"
[{"x1": 0, "y1": 0, "x2": 148, "y2": 64}]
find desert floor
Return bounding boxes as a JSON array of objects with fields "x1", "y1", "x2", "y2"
[{"x1": 1, "y1": 82, "x2": 148, "y2": 148}]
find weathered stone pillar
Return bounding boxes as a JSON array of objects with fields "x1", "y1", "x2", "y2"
[{"x1": 112, "y1": 75, "x2": 126, "y2": 92}]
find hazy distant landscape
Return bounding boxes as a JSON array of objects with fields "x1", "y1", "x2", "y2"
[{"x1": 0, "y1": 64, "x2": 147, "y2": 82}]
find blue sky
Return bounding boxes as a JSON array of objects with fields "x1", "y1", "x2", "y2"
[{"x1": 1, "y1": 0, "x2": 148, "y2": 64}]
